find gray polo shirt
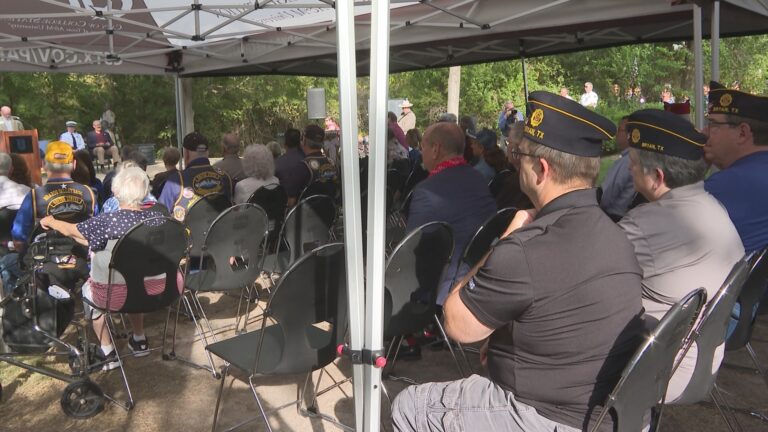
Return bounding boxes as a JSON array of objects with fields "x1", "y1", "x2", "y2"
[{"x1": 461, "y1": 188, "x2": 645, "y2": 432}]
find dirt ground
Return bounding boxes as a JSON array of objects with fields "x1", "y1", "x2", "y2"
[{"x1": 1, "y1": 285, "x2": 768, "y2": 432}]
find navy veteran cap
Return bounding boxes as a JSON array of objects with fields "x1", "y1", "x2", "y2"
[
  {"x1": 626, "y1": 109, "x2": 705, "y2": 160},
  {"x1": 524, "y1": 91, "x2": 615, "y2": 157},
  {"x1": 708, "y1": 80, "x2": 768, "y2": 121},
  {"x1": 182, "y1": 131, "x2": 209, "y2": 152}
]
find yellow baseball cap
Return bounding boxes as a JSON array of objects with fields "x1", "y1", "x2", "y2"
[{"x1": 45, "y1": 141, "x2": 74, "y2": 164}]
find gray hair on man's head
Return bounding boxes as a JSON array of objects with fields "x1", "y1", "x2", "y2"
[
  {"x1": 45, "y1": 161, "x2": 74, "y2": 174},
  {"x1": 438, "y1": 112, "x2": 458, "y2": 124},
  {"x1": 111, "y1": 166, "x2": 149, "y2": 208},
  {"x1": 632, "y1": 148, "x2": 708, "y2": 189},
  {"x1": 0, "y1": 153, "x2": 11, "y2": 176},
  {"x1": 242, "y1": 144, "x2": 275, "y2": 180}
]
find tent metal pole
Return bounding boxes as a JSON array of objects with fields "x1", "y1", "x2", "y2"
[
  {"x1": 365, "y1": 0, "x2": 391, "y2": 429},
  {"x1": 335, "y1": 0, "x2": 366, "y2": 430},
  {"x1": 711, "y1": 1, "x2": 720, "y2": 81},
  {"x1": 174, "y1": 75, "x2": 186, "y2": 169},
  {"x1": 521, "y1": 56, "x2": 529, "y2": 102},
  {"x1": 693, "y1": 4, "x2": 704, "y2": 129}
]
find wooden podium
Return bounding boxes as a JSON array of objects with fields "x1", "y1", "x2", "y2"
[{"x1": 0, "y1": 130, "x2": 42, "y2": 186}]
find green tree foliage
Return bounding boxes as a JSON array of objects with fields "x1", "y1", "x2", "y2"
[{"x1": 1, "y1": 35, "x2": 767, "y2": 156}]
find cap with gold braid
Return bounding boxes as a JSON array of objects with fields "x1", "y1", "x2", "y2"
[
  {"x1": 708, "y1": 80, "x2": 768, "y2": 120},
  {"x1": 524, "y1": 91, "x2": 615, "y2": 157},
  {"x1": 626, "y1": 109, "x2": 705, "y2": 160},
  {"x1": 45, "y1": 141, "x2": 74, "y2": 165}
]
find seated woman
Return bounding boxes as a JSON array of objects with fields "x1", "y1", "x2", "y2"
[
  {"x1": 41, "y1": 166, "x2": 171, "y2": 370},
  {"x1": 234, "y1": 144, "x2": 280, "y2": 204}
]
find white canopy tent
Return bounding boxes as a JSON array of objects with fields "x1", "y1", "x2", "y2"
[{"x1": 2, "y1": 2, "x2": 768, "y2": 431}]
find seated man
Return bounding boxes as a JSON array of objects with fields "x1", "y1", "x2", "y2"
[
  {"x1": 159, "y1": 132, "x2": 232, "y2": 221},
  {"x1": 10, "y1": 142, "x2": 98, "y2": 292},
  {"x1": 86, "y1": 120, "x2": 121, "y2": 167},
  {"x1": 619, "y1": 109, "x2": 743, "y2": 401},
  {"x1": 704, "y1": 81, "x2": 768, "y2": 254},
  {"x1": 599, "y1": 116, "x2": 636, "y2": 220},
  {"x1": 274, "y1": 128, "x2": 305, "y2": 207},
  {"x1": 298, "y1": 124, "x2": 339, "y2": 198},
  {"x1": 393, "y1": 91, "x2": 645, "y2": 432},
  {"x1": 406, "y1": 122, "x2": 496, "y2": 306},
  {"x1": 41, "y1": 167, "x2": 168, "y2": 369}
]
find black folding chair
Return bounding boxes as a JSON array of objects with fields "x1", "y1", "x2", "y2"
[
  {"x1": 382, "y1": 222, "x2": 457, "y2": 389},
  {"x1": 668, "y1": 257, "x2": 751, "y2": 432},
  {"x1": 85, "y1": 216, "x2": 188, "y2": 411},
  {"x1": 402, "y1": 164, "x2": 428, "y2": 197},
  {"x1": 207, "y1": 242, "x2": 348, "y2": 432},
  {"x1": 247, "y1": 183, "x2": 287, "y2": 253},
  {"x1": 170, "y1": 204, "x2": 269, "y2": 377},
  {"x1": 487, "y1": 169, "x2": 512, "y2": 198},
  {"x1": 0, "y1": 207, "x2": 18, "y2": 244},
  {"x1": 591, "y1": 288, "x2": 707, "y2": 432},
  {"x1": 184, "y1": 193, "x2": 233, "y2": 258},
  {"x1": 298, "y1": 180, "x2": 337, "y2": 202},
  {"x1": 265, "y1": 194, "x2": 335, "y2": 275},
  {"x1": 444, "y1": 206, "x2": 517, "y2": 374}
]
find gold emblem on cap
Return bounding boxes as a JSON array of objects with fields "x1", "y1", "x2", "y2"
[
  {"x1": 530, "y1": 109, "x2": 544, "y2": 127},
  {"x1": 631, "y1": 128, "x2": 641, "y2": 144},
  {"x1": 720, "y1": 93, "x2": 733, "y2": 107}
]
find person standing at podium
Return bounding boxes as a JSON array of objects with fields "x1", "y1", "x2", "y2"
[
  {"x1": 59, "y1": 121, "x2": 86, "y2": 151},
  {"x1": 0, "y1": 106, "x2": 23, "y2": 132}
]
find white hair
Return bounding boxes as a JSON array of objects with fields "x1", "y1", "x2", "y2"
[
  {"x1": 111, "y1": 166, "x2": 149, "y2": 208},
  {"x1": 242, "y1": 144, "x2": 275, "y2": 179}
]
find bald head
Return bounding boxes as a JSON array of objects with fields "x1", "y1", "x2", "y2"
[
  {"x1": 422, "y1": 122, "x2": 465, "y2": 171},
  {"x1": 222, "y1": 133, "x2": 240, "y2": 155},
  {"x1": 0, "y1": 106, "x2": 11, "y2": 119}
]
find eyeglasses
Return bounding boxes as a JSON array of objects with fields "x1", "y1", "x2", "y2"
[
  {"x1": 705, "y1": 119, "x2": 739, "y2": 129},
  {"x1": 509, "y1": 148, "x2": 537, "y2": 160}
]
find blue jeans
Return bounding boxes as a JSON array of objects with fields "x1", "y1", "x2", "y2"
[{"x1": 0, "y1": 252, "x2": 21, "y2": 295}]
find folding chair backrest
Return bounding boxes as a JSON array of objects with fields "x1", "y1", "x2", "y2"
[
  {"x1": 462, "y1": 207, "x2": 517, "y2": 269},
  {"x1": 402, "y1": 164, "x2": 428, "y2": 197},
  {"x1": 185, "y1": 193, "x2": 232, "y2": 256},
  {"x1": 592, "y1": 288, "x2": 707, "y2": 432},
  {"x1": 488, "y1": 169, "x2": 512, "y2": 197},
  {"x1": 255, "y1": 242, "x2": 347, "y2": 375},
  {"x1": 299, "y1": 180, "x2": 337, "y2": 202},
  {"x1": 109, "y1": 216, "x2": 188, "y2": 313},
  {"x1": 198, "y1": 204, "x2": 269, "y2": 291},
  {"x1": 383, "y1": 221, "x2": 453, "y2": 339},
  {"x1": 247, "y1": 183, "x2": 287, "y2": 231},
  {"x1": 277, "y1": 194, "x2": 335, "y2": 271},
  {"x1": 0, "y1": 207, "x2": 18, "y2": 243},
  {"x1": 725, "y1": 248, "x2": 768, "y2": 351},
  {"x1": 674, "y1": 258, "x2": 751, "y2": 404}
]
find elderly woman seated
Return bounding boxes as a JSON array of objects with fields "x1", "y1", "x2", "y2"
[
  {"x1": 41, "y1": 166, "x2": 171, "y2": 370},
  {"x1": 234, "y1": 144, "x2": 280, "y2": 204}
]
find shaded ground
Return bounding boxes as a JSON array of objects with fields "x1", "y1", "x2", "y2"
[{"x1": 1, "y1": 286, "x2": 768, "y2": 432}]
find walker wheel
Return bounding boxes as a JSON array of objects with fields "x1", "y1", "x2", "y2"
[{"x1": 60, "y1": 380, "x2": 105, "y2": 419}]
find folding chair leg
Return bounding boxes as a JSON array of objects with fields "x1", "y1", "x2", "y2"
[
  {"x1": 104, "y1": 314, "x2": 135, "y2": 411},
  {"x1": 746, "y1": 342, "x2": 768, "y2": 389},
  {"x1": 713, "y1": 383, "x2": 744, "y2": 432},
  {"x1": 433, "y1": 314, "x2": 466, "y2": 378},
  {"x1": 296, "y1": 370, "x2": 354, "y2": 431},
  {"x1": 248, "y1": 375, "x2": 274, "y2": 432},
  {"x1": 211, "y1": 366, "x2": 229, "y2": 432},
  {"x1": 166, "y1": 292, "x2": 219, "y2": 378},
  {"x1": 710, "y1": 388, "x2": 740, "y2": 432}
]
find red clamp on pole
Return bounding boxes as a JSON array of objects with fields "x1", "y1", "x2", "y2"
[{"x1": 336, "y1": 344, "x2": 387, "y2": 369}]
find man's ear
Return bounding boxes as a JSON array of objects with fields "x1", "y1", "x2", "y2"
[
  {"x1": 654, "y1": 167, "x2": 665, "y2": 190},
  {"x1": 535, "y1": 157, "x2": 549, "y2": 185}
]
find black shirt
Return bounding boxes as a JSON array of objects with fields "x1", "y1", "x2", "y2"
[{"x1": 460, "y1": 188, "x2": 644, "y2": 432}]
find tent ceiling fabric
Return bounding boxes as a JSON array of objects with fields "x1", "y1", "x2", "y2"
[{"x1": 0, "y1": 0, "x2": 766, "y2": 77}]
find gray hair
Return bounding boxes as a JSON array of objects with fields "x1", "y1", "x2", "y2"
[
  {"x1": 45, "y1": 161, "x2": 73, "y2": 174},
  {"x1": 265, "y1": 141, "x2": 283, "y2": 159},
  {"x1": 632, "y1": 149, "x2": 708, "y2": 189},
  {"x1": 111, "y1": 166, "x2": 149, "y2": 208},
  {"x1": 725, "y1": 114, "x2": 768, "y2": 145},
  {"x1": 242, "y1": 144, "x2": 275, "y2": 180},
  {"x1": 438, "y1": 112, "x2": 458, "y2": 124},
  {"x1": 525, "y1": 138, "x2": 600, "y2": 186},
  {"x1": 0, "y1": 153, "x2": 11, "y2": 176},
  {"x1": 507, "y1": 121, "x2": 525, "y2": 147}
]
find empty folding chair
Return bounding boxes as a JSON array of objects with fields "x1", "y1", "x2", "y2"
[
  {"x1": 264, "y1": 194, "x2": 335, "y2": 275},
  {"x1": 591, "y1": 288, "x2": 707, "y2": 432},
  {"x1": 206, "y1": 242, "x2": 349, "y2": 432},
  {"x1": 247, "y1": 183, "x2": 287, "y2": 253},
  {"x1": 487, "y1": 169, "x2": 512, "y2": 198},
  {"x1": 184, "y1": 193, "x2": 232, "y2": 259},
  {"x1": 169, "y1": 204, "x2": 269, "y2": 377}
]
